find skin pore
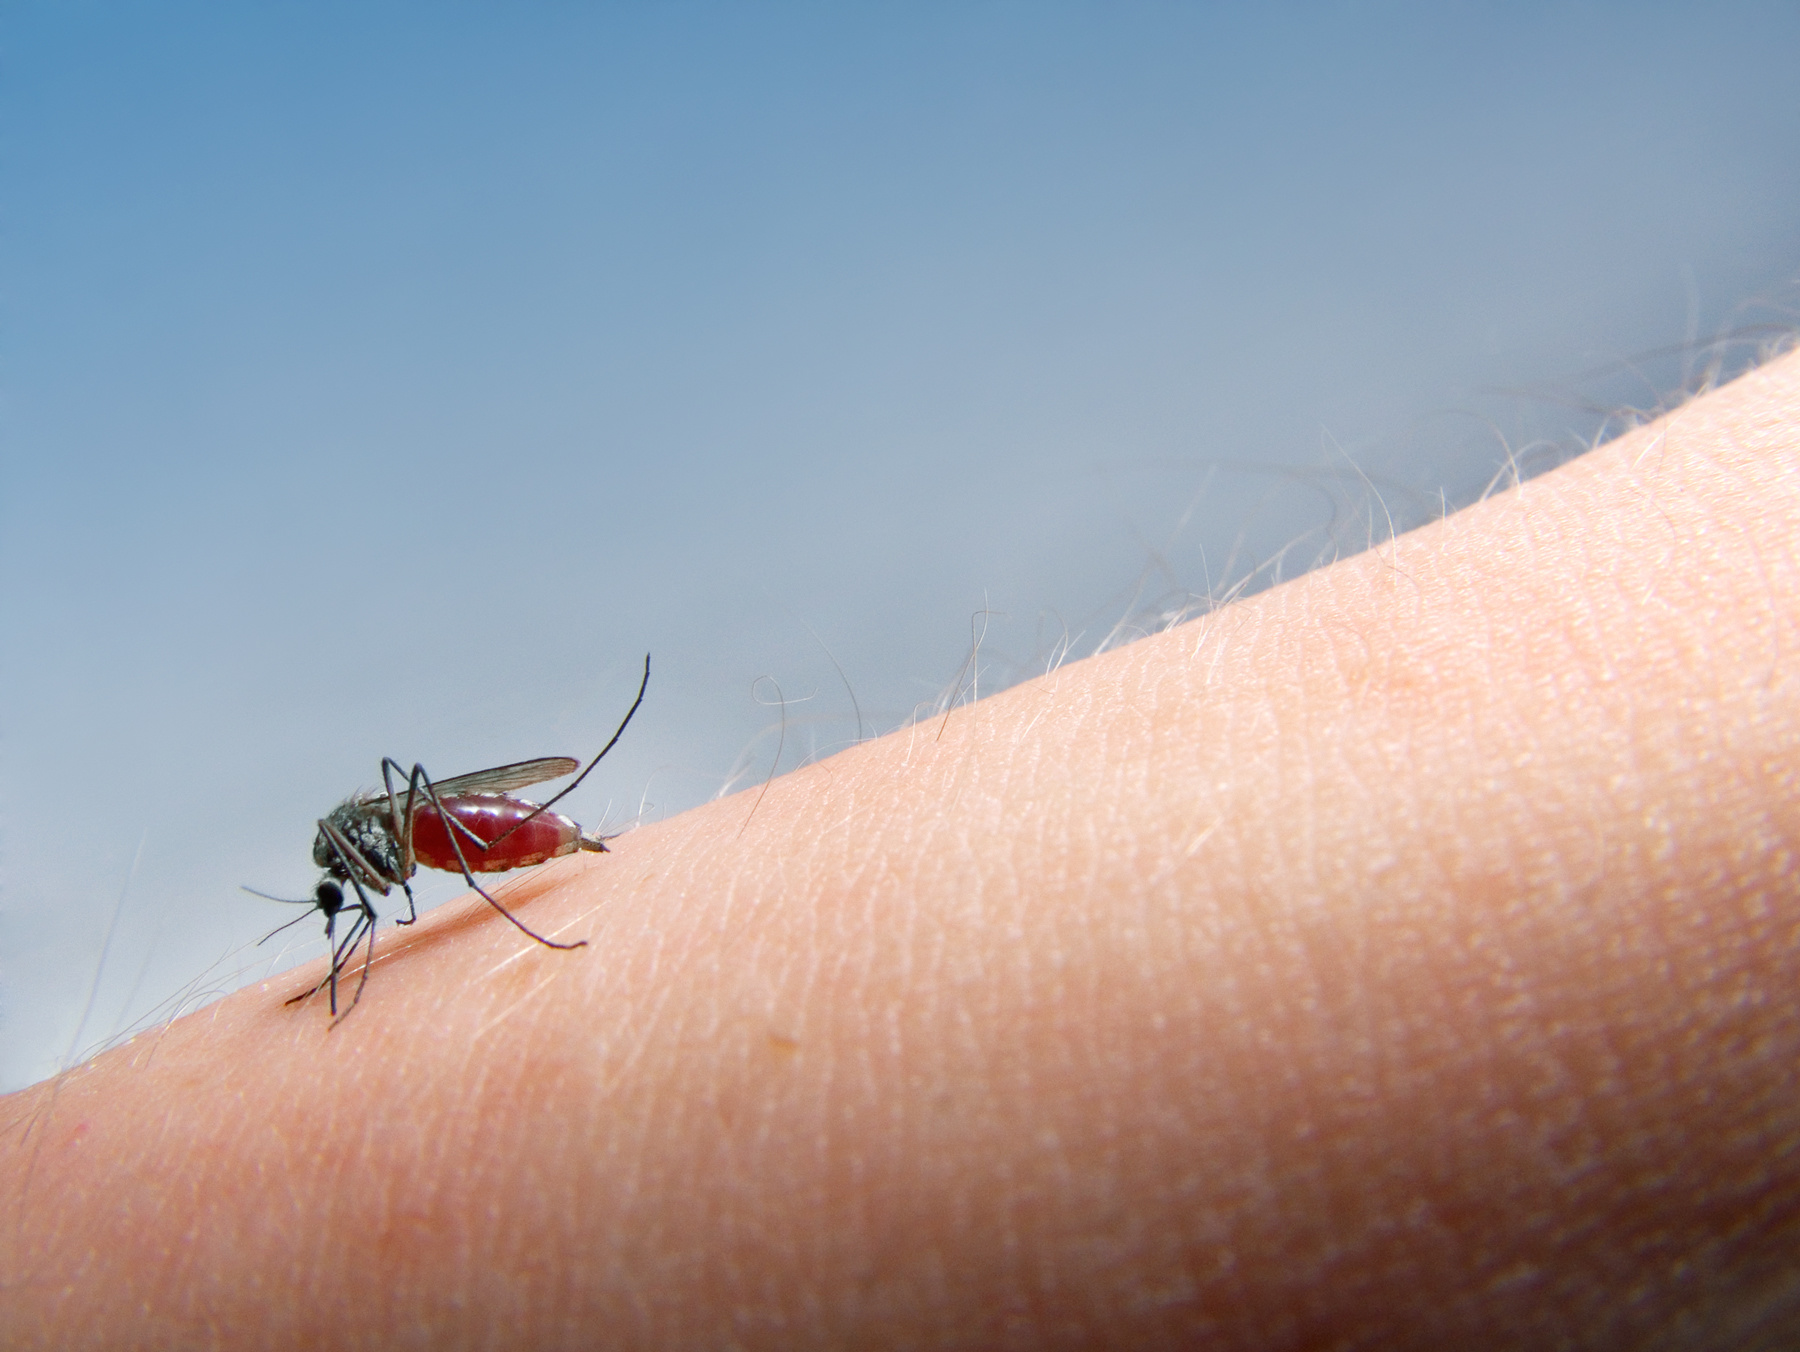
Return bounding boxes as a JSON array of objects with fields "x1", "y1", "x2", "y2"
[{"x1": 3, "y1": 348, "x2": 1798, "y2": 1349}]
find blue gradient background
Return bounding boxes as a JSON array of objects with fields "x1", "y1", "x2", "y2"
[{"x1": 4, "y1": 3, "x2": 1798, "y2": 1090}]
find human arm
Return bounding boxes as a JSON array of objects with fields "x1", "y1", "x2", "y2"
[{"x1": 4, "y1": 349, "x2": 1798, "y2": 1350}]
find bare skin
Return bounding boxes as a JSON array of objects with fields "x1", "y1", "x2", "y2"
[{"x1": 3, "y1": 349, "x2": 1798, "y2": 1350}]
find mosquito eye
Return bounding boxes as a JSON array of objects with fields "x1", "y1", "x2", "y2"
[{"x1": 316, "y1": 881, "x2": 344, "y2": 910}]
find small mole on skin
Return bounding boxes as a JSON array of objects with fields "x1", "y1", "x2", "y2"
[{"x1": 767, "y1": 1033, "x2": 800, "y2": 1055}]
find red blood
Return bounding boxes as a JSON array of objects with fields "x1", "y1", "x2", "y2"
[{"x1": 408, "y1": 793, "x2": 583, "y2": 873}]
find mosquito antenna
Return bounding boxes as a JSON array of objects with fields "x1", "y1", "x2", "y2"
[
  {"x1": 256, "y1": 910, "x2": 322, "y2": 945},
  {"x1": 242, "y1": 885, "x2": 323, "y2": 905},
  {"x1": 243, "y1": 885, "x2": 335, "y2": 945}
]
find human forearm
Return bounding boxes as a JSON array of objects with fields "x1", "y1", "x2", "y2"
[{"x1": 4, "y1": 350, "x2": 1798, "y2": 1349}]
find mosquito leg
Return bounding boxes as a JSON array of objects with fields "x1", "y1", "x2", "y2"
[
  {"x1": 382, "y1": 757, "x2": 417, "y2": 880},
  {"x1": 384, "y1": 757, "x2": 481, "y2": 904},
  {"x1": 284, "y1": 915, "x2": 357, "y2": 1005},
  {"x1": 409, "y1": 768, "x2": 588, "y2": 951},
  {"x1": 285, "y1": 911, "x2": 338, "y2": 1006},
  {"x1": 386, "y1": 756, "x2": 506, "y2": 881},
  {"x1": 331, "y1": 876, "x2": 384, "y2": 1017},
  {"x1": 328, "y1": 910, "x2": 363, "y2": 1015},
  {"x1": 471, "y1": 654, "x2": 651, "y2": 851},
  {"x1": 331, "y1": 900, "x2": 379, "y2": 1024},
  {"x1": 525, "y1": 653, "x2": 650, "y2": 817},
  {"x1": 326, "y1": 917, "x2": 344, "y2": 1016},
  {"x1": 295, "y1": 838, "x2": 389, "y2": 1014},
  {"x1": 284, "y1": 903, "x2": 368, "y2": 1006},
  {"x1": 381, "y1": 763, "x2": 423, "y2": 928}
]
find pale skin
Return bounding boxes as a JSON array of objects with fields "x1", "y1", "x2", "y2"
[{"x1": 3, "y1": 349, "x2": 1798, "y2": 1350}]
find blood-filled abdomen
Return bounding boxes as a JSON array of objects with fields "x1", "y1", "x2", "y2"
[{"x1": 408, "y1": 794, "x2": 582, "y2": 873}]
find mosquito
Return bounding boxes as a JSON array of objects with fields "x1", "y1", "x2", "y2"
[{"x1": 251, "y1": 654, "x2": 650, "y2": 1018}]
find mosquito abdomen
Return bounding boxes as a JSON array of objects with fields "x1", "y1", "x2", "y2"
[{"x1": 409, "y1": 793, "x2": 584, "y2": 873}]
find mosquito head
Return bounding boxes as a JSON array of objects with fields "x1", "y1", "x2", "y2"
[{"x1": 246, "y1": 878, "x2": 347, "y2": 944}]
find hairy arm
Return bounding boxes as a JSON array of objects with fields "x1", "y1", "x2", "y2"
[{"x1": 4, "y1": 350, "x2": 1798, "y2": 1350}]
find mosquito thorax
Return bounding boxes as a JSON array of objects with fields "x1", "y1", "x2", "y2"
[{"x1": 313, "y1": 798, "x2": 410, "y2": 888}]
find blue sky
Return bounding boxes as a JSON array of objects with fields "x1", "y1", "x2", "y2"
[{"x1": 4, "y1": 2, "x2": 1799, "y2": 1089}]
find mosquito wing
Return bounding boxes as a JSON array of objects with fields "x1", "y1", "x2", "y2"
[{"x1": 426, "y1": 757, "x2": 581, "y2": 798}]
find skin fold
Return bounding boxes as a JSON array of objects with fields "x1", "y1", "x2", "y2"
[{"x1": 3, "y1": 349, "x2": 1798, "y2": 1350}]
